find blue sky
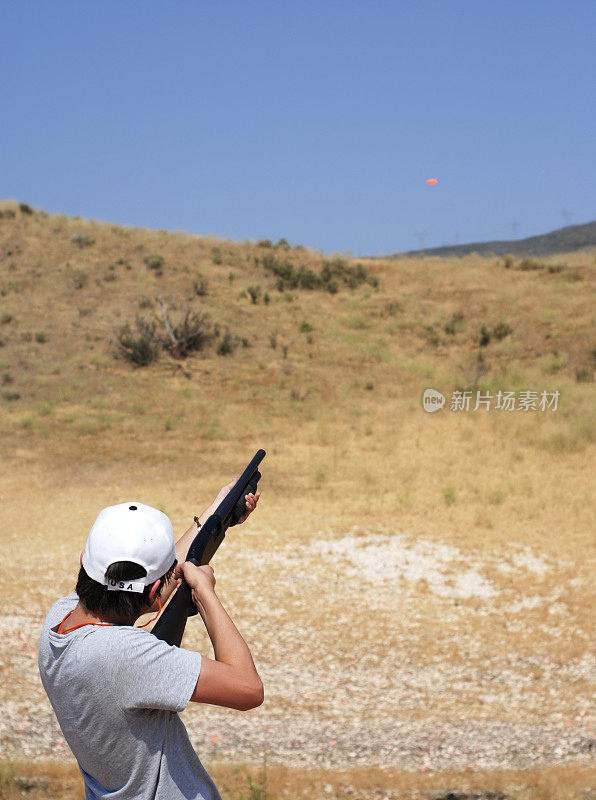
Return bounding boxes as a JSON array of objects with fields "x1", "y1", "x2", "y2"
[{"x1": 1, "y1": 1, "x2": 594, "y2": 254}]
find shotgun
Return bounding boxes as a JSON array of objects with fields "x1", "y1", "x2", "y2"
[{"x1": 151, "y1": 449, "x2": 265, "y2": 646}]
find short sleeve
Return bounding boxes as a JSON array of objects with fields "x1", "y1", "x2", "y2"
[{"x1": 98, "y1": 628, "x2": 202, "y2": 713}]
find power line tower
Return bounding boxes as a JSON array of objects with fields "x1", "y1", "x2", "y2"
[
  {"x1": 415, "y1": 231, "x2": 427, "y2": 250},
  {"x1": 510, "y1": 218, "x2": 519, "y2": 238},
  {"x1": 562, "y1": 209, "x2": 573, "y2": 226}
]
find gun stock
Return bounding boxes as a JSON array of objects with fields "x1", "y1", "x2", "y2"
[{"x1": 151, "y1": 449, "x2": 265, "y2": 646}]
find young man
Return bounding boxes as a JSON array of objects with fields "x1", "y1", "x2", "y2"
[{"x1": 38, "y1": 483, "x2": 262, "y2": 800}]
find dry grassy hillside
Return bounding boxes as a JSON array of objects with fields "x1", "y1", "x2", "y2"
[{"x1": 0, "y1": 201, "x2": 594, "y2": 798}]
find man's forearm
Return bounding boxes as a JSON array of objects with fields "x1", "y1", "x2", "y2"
[{"x1": 175, "y1": 519, "x2": 201, "y2": 565}]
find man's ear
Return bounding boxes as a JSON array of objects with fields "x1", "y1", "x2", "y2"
[
  {"x1": 148, "y1": 579, "x2": 162, "y2": 604},
  {"x1": 80, "y1": 551, "x2": 84, "y2": 566}
]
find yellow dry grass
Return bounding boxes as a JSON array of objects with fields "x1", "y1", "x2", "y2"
[
  {"x1": 1, "y1": 759, "x2": 594, "y2": 799},
  {"x1": 0, "y1": 202, "x2": 594, "y2": 796}
]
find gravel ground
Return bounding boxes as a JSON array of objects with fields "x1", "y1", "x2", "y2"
[{"x1": 1, "y1": 529, "x2": 593, "y2": 772}]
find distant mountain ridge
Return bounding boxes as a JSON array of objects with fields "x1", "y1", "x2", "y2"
[{"x1": 400, "y1": 219, "x2": 596, "y2": 258}]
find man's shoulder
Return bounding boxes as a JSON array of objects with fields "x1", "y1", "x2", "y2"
[{"x1": 42, "y1": 593, "x2": 79, "y2": 631}]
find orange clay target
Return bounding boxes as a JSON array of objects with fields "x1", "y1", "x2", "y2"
[{"x1": 426, "y1": 178, "x2": 438, "y2": 185}]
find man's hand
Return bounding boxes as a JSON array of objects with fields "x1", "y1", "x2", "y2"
[
  {"x1": 200, "y1": 479, "x2": 261, "y2": 527},
  {"x1": 174, "y1": 563, "x2": 217, "y2": 611}
]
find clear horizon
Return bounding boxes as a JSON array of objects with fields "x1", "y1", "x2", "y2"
[{"x1": 2, "y1": 1, "x2": 594, "y2": 255}]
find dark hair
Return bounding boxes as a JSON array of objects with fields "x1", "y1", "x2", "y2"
[{"x1": 76, "y1": 561, "x2": 175, "y2": 620}]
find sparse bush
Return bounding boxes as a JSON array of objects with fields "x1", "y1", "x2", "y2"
[
  {"x1": 258, "y1": 253, "x2": 378, "y2": 293},
  {"x1": 217, "y1": 330, "x2": 235, "y2": 356},
  {"x1": 443, "y1": 486, "x2": 456, "y2": 506},
  {"x1": 478, "y1": 325, "x2": 491, "y2": 347},
  {"x1": 299, "y1": 321, "x2": 313, "y2": 333},
  {"x1": 72, "y1": 268, "x2": 88, "y2": 289},
  {"x1": 492, "y1": 322, "x2": 513, "y2": 341},
  {"x1": 103, "y1": 265, "x2": 117, "y2": 282},
  {"x1": 562, "y1": 268, "x2": 583, "y2": 282},
  {"x1": 2, "y1": 390, "x2": 20, "y2": 401},
  {"x1": 501, "y1": 254, "x2": 515, "y2": 268},
  {"x1": 257, "y1": 239, "x2": 273, "y2": 248},
  {"x1": 19, "y1": 202, "x2": 34, "y2": 215},
  {"x1": 269, "y1": 332, "x2": 277, "y2": 349},
  {"x1": 193, "y1": 275, "x2": 208, "y2": 296},
  {"x1": 247, "y1": 285, "x2": 261, "y2": 304},
  {"x1": 117, "y1": 318, "x2": 160, "y2": 366},
  {"x1": 1, "y1": 312, "x2": 13, "y2": 324},
  {"x1": 444, "y1": 312, "x2": 464, "y2": 335},
  {"x1": 2, "y1": 371, "x2": 13, "y2": 384},
  {"x1": 35, "y1": 331, "x2": 47, "y2": 343},
  {"x1": 138, "y1": 296, "x2": 152, "y2": 309},
  {"x1": 276, "y1": 238, "x2": 291, "y2": 249},
  {"x1": 517, "y1": 257, "x2": 543, "y2": 271},
  {"x1": 575, "y1": 368, "x2": 593, "y2": 383},
  {"x1": 1, "y1": 209, "x2": 16, "y2": 219},
  {"x1": 144, "y1": 254, "x2": 165, "y2": 273},
  {"x1": 211, "y1": 247, "x2": 223, "y2": 265},
  {"x1": 169, "y1": 309, "x2": 213, "y2": 357},
  {"x1": 22, "y1": 331, "x2": 32, "y2": 342},
  {"x1": 263, "y1": 292, "x2": 270, "y2": 304},
  {"x1": 424, "y1": 325, "x2": 441, "y2": 347},
  {"x1": 71, "y1": 233, "x2": 95, "y2": 248},
  {"x1": 547, "y1": 262, "x2": 566, "y2": 273}
]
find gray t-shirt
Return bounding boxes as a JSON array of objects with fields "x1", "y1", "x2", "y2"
[{"x1": 38, "y1": 594, "x2": 221, "y2": 800}]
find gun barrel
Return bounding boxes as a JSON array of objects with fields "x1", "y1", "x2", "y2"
[{"x1": 151, "y1": 449, "x2": 266, "y2": 646}]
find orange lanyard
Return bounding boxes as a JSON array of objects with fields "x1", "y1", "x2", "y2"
[
  {"x1": 57, "y1": 597, "x2": 162, "y2": 634},
  {"x1": 57, "y1": 611, "x2": 112, "y2": 634}
]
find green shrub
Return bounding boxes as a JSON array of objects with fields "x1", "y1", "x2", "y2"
[
  {"x1": 547, "y1": 262, "x2": 566, "y2": 273},
  {"x1": 502, "y1": 253, "x2": 515, "y2": 269},
  {"x1": 479, "y1": 325, "x2": 491, "y2": 347},
  {"x1": 72, "y1": 268, "x2": 88, "y2": 289},
  {"x1": 276, "y1": 238, "x2": 291, "y2": 249},
  {"x1": 256, "y1": 239, "x2": 273, "y2": 248},
  {"x1": 258, "y1": 253, "x2": 378, "y2": 293},
  {"x1": 169, "y1": 309, "x2": 213, "y2": 357},
  {"x1": 117, "y1": 318, "x2": 160, "y2": 366},
  {"x1": 269, "y1": 333, "x2": 277, "y2": 349},
  {"x1": 217, "y1": 331, "x2": 235, "y2": 356},
  {"x1": 0, "y1": 312, "x2": 13, "y2": 324},
  {"x1": 19, "y1": 202, "x2": 34, "y2": 215},
  {"x1": 517, "y1": 257, "x2": 543, "y2": 271},
  {"x1": 299, "y1": 321, "x2": 313, "y2": 333},
  {"x1": 1, "y1": 209, "x2": 16, "y2": 219},
  {"x1": 71, "y1": 233, "x2": 95, "y2": 248},
  {"x1": 443, "y1": 486, "x2": 456, "y2": 506},
  {"x1": 444, "y1": 312, "x2": 464, "y2": 335},
  {"x1": 424, "y1": 325, "x2": 441, "y2": 347},
  {"x1": 144, "y1": 254, "x2": 165, "y2": 273},
  {"x1": 211, "y1": 247, "x2": 223, "y2": 265},
  {"x1": 575, "y1": 368, "x2": 593, "y2": 383},
  {"x1": 247, "y1": 285, "x2": 261, "y2": 304},
  {"x1": 193, "y1": 275, "x2": 208, "y2": 296},
  {"x1": 493, "y1": 321, "x2": 513, "y2": 340},
  {"x1": 35, "y1": 331, "x2": 47, "y2": 343}
]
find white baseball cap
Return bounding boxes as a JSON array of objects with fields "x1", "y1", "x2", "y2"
[{"x1": 82, "y1": 502, "x2": 177, "y2": 593}]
